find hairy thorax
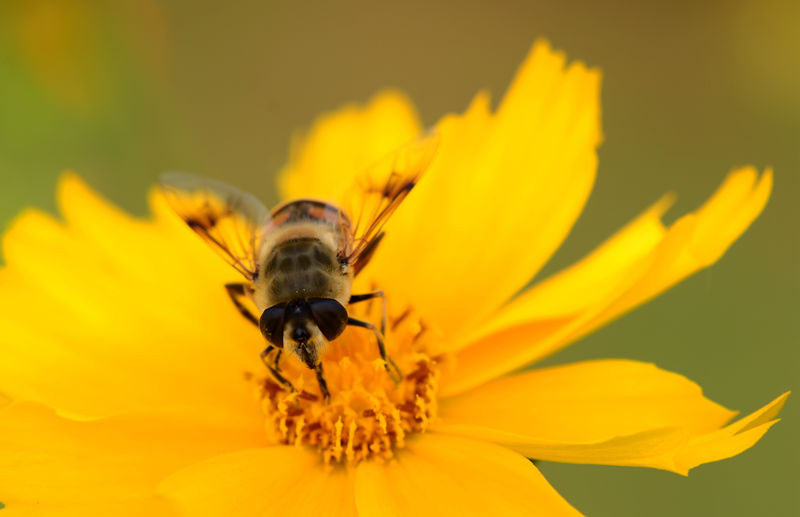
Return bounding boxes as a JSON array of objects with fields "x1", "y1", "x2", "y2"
[{"x1": 253, "y1": 222, "x2": 353, "y2": 311}]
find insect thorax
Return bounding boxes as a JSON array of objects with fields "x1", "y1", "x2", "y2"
[{"x1": 257, "y1": 236, "x2": 350, "y2": 309}]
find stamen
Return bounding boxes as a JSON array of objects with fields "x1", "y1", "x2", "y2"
[{"x1": 250, "y1": 304, "x2": 443, "y2": 466}]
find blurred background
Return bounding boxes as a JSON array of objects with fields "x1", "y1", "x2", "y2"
[{"x1": 0, "y1": 0, "x2": 797, "y2": 514}]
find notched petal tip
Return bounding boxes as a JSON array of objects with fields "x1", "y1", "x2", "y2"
[
  {"x1": 2, "y1": 173, "x2": 84, "y2": 262},
  {"x1": 734, "y1": 390, "x2": 788, "y2": 435},
  {"x1": 502, "y1": 39, "x2": 602, "y2": 124},
  {"x1": 528, "y1": 38, "x2": 600, "y2": 76},
  {"x1": 673, "y1": 391, "x2": 789, "y2": 475},
  {"x1": 437, "y1": 361, "x2": 787, "y2": 476},
  {"x1": 55, "y1": 170, "x2": 139, "y2": 232},
  {"x1": 148, "y1": 184, "x2": 179, "y2": 223},
  {"x1": 688, "y1": 166, "x2": 773, "y2": 266},
  {"x1": 56, "y1": 170, "x2": 95, "y2": 211},
  {"x1": 277, "y1": 89, "x2": 423, "y2": 203}
]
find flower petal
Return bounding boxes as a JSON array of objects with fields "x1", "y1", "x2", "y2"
[
  {"x1": 435, "y1": 360, "x2": 788, "y2": 475},
  {"x1": 0, "y1": 498, "x2": 178, "y2": 517},
  {"x1": 439, "y1": 360, "x2": 735, "y2": 441},
  {"x1": 354, "y1": 433, "x2": 582, "y2": 517},
  {"x1": 0, "y1": 174, "x2": 265, "y2": 420},
  {"x1": 278, "y1": 90, "x2": 423, "y2": 202},
  {"x1": 158, "y1": 448, "x2": 356, "y2": 517},
  {"x1": 363, "y1": 41, "x2": 601, "y2": 341},
  {"x1": 471, "y1": 193, "x2": 674, "y2": 332},
  {"x1": 442, "y1": 167, "x2": 772, "y2": 396},
  {"x1": 0, "y1": 401, "x2": 265, "y2": 512}
]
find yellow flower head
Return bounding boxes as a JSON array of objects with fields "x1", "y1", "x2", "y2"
[{"x1": 0, "y1": 41, "x2": 788, "y2": 516}]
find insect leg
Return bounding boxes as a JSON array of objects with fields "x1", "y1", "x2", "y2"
[
  {"x1": 225, "y1": 283, "x2": 258, "y2": 326},
  {"x1": 348, "y1": 290, "x2": 386, "y2": 336},
  {"x1": 347, "y1": 317, "x2": 402, "y2": 384},
  {"x1": 314, "y1": 362, "x2": 330, "y2": 401},
  {"x1": 260, "y1": 345, "x2": 294, "y2": 391}
]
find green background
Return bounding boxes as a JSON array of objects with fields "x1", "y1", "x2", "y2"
[{"x1": 1, "y1": 1, "x2": 797, "y2": 515}]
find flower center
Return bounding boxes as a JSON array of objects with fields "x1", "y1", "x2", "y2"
[{"x1": 250, "y1": 301, "x2": 443, "y2": 465}]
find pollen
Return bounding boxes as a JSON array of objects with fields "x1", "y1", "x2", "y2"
[{"x1": 251, "y1": 302, "x2": 444, "y2": 466}]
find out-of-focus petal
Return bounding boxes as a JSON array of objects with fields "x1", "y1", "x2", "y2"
[
  {"x1": 158, "y1": 448, "x2": 356, "y2": 517},
  {"x1": 0, "y1": 498, "x2": 177, "y2": 517},
  {"x1": 0, "y1": 401, "x2": 265, "y2": 512},
  {"x1": 0, "y1": 174, "x2": 264, "y2": 421},
  {"x1": 278, "y1": 90, "x2": 423, "y2": 202},
  {"x1": 354, "y1": 433, "x2": 582, "y2": 516}
]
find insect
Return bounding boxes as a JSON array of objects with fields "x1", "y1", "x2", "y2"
[{"x1": 160, "y1": 131, "x2": 438, "y2": 399}]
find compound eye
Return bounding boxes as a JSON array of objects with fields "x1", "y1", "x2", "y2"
[
  {"x1": 308, "y1": 298, "x2": 348, "y2": 341},
  {"x1": 259, "y1": 304, "x2": 286, "y2": 346}
]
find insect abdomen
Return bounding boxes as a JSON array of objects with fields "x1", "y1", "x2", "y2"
[{"x1": 263, "y1": 237, "x2": 339, "y2": 303}]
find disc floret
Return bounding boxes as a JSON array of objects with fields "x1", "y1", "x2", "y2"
[{"x1": 253, "y1": 306, "x2": 442, "y2": 465}]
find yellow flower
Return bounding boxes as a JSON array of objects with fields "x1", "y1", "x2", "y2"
[{"x1": 0, "y1": 41, "x2": 787, "y2": 516}]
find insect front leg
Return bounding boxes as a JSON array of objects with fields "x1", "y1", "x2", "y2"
[
  {"x1": 314, "y1": 362, "x2": 330, "y2": 401},
  {"x1": 347, "y1": 316, "x2": 402, "y2": 384},
  {"x1": 260, "y1": 345, "x2": 294, "y2": 392},
  {"x1": 225, "y1": 282, "x2": 258, "y2": 326},
  {"x1": 348, "y1": 290, "x2": 386, "y2": 336}
]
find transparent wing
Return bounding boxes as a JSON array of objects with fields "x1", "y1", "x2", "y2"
[
  {"x1": 341, "y1": 129, "x2": 440, "y2": 276},
  {"x1": 160, "y1": 172, "x2": 269, "y2": 280}
]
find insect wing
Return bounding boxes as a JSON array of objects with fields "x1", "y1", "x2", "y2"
[
  {"x1": 342, "y1": 130, "x2": 440, "y2": 275},
  {"x1": 160, "y1": 172, "x2": 270, "y2": 280}
]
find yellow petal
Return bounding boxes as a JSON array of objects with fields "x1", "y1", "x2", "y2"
[
  {"x1": 277, "y1": 42, "x2": 601, "y2": 341},
  {"x1": 278, "y1": 90, "x2": 423, "y2": 202},
  {"x1": 579, "y1": 168, "x2": 773, "y2": 336},
  {"x1": 354, "y1": 433, "x2": 582, "y2": 517},
  {"x1": 439, "y1": 360, "x2": 735, "y2": 440},
  {"x1": 0, "y1": 173, "x2": 264, "y2": 420},
  {"x1": 0, "y1": 401, "x2": 264, "y2": 511},
  {"x1": 158, "y1": 448, "x2": 356, "y2": 517},
  {"x1": 442, "y1": 167, "x2": 772, "y2": 396},
  {"x1": 434, "y1": 360, "x2": 788, "y2": 475},
  {"x1": 471, "y1": 193, "x2": 674, "y2": 332},
  {"x1": 0, "y1": 498, "x2": 177, "y2": 517},
  {"x1": 363, "y1": 41, "x2": 601, "y2": 341},
  {"x1": 673, "y1": 391, "x2": 789, "y2": 472}
]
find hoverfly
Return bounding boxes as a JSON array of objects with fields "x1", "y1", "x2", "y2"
[{"x1": 160, "y1": 131, "x2": 438, "y2": 399}]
